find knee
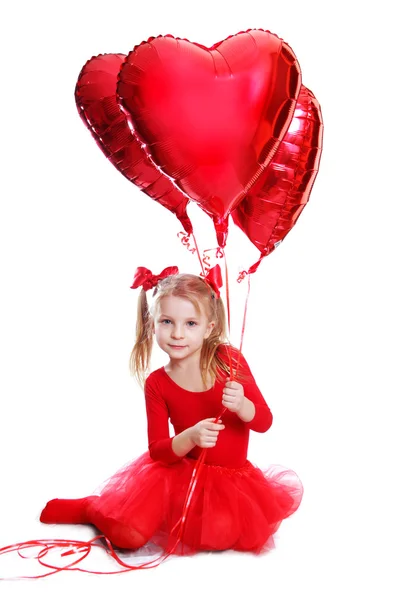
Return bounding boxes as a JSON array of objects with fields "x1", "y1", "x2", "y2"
[{"x1": 105, "y1": 521, "x2": 149, "y2": 550}]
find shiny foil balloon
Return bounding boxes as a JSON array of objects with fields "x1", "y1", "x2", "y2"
[
  {"x1": 117, "y1": 30, "x2": 301, "y2": 247},
  {"x1": 232, "y1": 85, "x2": 323, "y2": 273},
  {"x1": 75, "y1": 53, "x2": 193, "y2": 234}
]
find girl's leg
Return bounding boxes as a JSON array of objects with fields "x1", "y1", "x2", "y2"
[
  {"x1": 40, "y1": 496, "x2": 150, "y2": 550},
  {"x1": 88, "y1": 513, "x2": 149, "y2": 550},
  {"x1": 39, "y1": 496, "x2": 97, "y2": 524}
]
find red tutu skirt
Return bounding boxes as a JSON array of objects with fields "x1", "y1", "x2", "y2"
[{"x1": 85, "y1": 451, "x2": 303, "y2": 555}]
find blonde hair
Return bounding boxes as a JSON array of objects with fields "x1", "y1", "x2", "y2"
[{"x1": 130, "y1": 273, "x2": 239, "y2": 388}]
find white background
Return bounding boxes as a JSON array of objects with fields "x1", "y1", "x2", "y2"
[{"x1": 1, "y1": 0, "x2": 399, "y2": 597}]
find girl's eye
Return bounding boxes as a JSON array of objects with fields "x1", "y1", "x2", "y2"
[{"x1": 159, "y1": 319, "x2": 197, "y2": 326}]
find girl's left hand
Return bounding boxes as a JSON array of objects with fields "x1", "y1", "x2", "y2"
[{"x1": 222, "y1": 379, "x2": 245, "y2": 413}]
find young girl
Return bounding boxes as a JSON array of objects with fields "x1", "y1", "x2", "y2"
[{"x1": 40, "y1": 266, "x2": 303, "y2": 555}]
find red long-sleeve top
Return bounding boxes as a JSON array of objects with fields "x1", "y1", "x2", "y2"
[{"x1": 144, "y1": 345, "x2": 273, "y2": 468}]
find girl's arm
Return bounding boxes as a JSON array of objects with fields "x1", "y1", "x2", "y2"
[
  {"x1": 221, "y1": 346, "x2": 273, "y2": 433},
  {"x1": 172, "y1": 418, "x2": 225, "y2": 456},
  {"x1": 145, "y1": 375, "x2": 184, "y2": 464},
  {"x1": 241, "y1": 374, "x2": 273, "y2": 433},
  {"x1": 171, "y1": 429, "x2": 196, "y2": 457},
  {"x1": 236, "y1": 396, "x2": 256, "y2": 423}
]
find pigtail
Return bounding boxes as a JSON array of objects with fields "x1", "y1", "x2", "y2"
[
  {"x1": 129, "y1": 288, "x2": 154, "y2": 388},
  {"x1": 202, "y1": 297, "x2": 250, "y2": 385},
  {"x1": 201, "y1": 297, "x2": 228, "y2": 385}
]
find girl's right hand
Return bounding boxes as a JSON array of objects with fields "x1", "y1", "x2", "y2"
[{"x1": 190, "y1": 418, "x2": 225, "y2": 448}]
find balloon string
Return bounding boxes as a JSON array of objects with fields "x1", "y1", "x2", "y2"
[
  {"x1": 220, "y1": 248, "x2": 233, "y2": 380},
  {"x1": 202, "y1": 247, "x2": 223, "y2": 272},
  {"x1": 0, "y1": 534, "x2": 169, "y2": 578},
  {"x1": 202, "y1": 249, "x2": 212, "y2": 271},
  {"x1": 223, "y1": 249, "x2": 231, "y2": 335},
  {"x1": 177, "y1": 230, "x2": 207, "y2": 278},
  {"x1": 219, "y1": 246, "x2": 250, "y2": 382},
  {"x1": 191, "y1": 232, "x2": 206, "y2": 277},
  {"x1": 236, "y1": 272, "x2": 251, "y2": 374},
  {"x1": 177, "y1": 232, "x2": 197, "y2": 256}
]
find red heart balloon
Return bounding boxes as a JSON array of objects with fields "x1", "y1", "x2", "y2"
[
  {"x1": 75, "y1": 53, "x2": 193, "y2": 234},
  {"x1": 231, "y1": 85, "x2": 323, "y2": 273},
  {"x1": 117, "y1": 29, "x2": 301, "y2": 247}
]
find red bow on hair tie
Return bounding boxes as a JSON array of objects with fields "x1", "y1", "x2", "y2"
[
  {"x1": 130, "y1": 266, "x2": 179, "y2": 291},
  {"x1": 203, "y1": 264, "x2": 223, "y2": 298}
]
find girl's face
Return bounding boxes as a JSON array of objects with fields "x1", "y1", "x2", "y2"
[{"x1": 153, "y1": 295, "x2": 214, "y2": 363}]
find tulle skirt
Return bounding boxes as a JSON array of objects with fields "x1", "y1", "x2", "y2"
[{"x1": 85, "y1": 451, "x2": 304, "y2": 555}]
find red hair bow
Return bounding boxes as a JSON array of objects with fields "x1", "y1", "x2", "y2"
[
  {"x1": 130, "y1": 266, "x2": 179, "y2": 291},
  {"x1": 203, "y1": 264, "x2": 223, "y2": 298}
]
